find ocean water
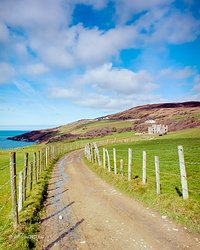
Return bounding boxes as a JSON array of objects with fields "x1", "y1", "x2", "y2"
[{"x1": 0, "y1": 130, "x2": 36, "y2": 149}]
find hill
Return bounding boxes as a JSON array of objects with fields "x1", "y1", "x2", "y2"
[{"x1": 8, "y1": 101, "x2": 200, "y2": 143}]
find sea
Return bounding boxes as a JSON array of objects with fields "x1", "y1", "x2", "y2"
[{"x1": 0, "y1": 130, "x2": 36, "y2": 149}]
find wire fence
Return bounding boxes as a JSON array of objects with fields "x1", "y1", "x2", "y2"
[
  {"x1": 85, "y1": 142, "x2": 200, "y2": 201},
  {"x1": 0, "y1": 141, "x2": 85, "y2": 232}
]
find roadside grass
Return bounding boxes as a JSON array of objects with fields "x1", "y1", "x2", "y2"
[
  {"x1": 0, "y1": 126, "x2": 199, "y2": 248},
  {"x1": 0, "y1": 143, "x2": 46, "y2": 238},
  {"x1": 0, "y1": 140, "x2": 84, "y2": 249},
  {"x1": 0, "y1": 158, "x2": 56, "y2": 250},
  {"x1": 85, "y1": 127, "x2": 200, "y2": 232},
  {"x1": 0, "y1": 132, "x2": 142, "y2": 249}
]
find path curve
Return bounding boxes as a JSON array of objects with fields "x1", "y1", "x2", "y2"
[{"x1": 37, "y1": 150, "x2": 200, "y2": 250}]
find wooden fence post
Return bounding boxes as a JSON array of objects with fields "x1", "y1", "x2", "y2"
[
  {"x1": 29, "y1": 162, "x2": 33, "y2": 191},
  {"x1": 46, "y1": 147, "x2": 48, "y2": 167},
  {"x1": 43, "y1": 149, "x2": 45, "y2": 170},
  {"x1": 142, "y1": 151, "x2": 146, "y2": 184},
  {"x1": 85, "y1": 144, "x2": 89, "y2": 161},
  {"x1": 120, "y1": 159, "x2": 123, "y2": 176},
  {"x1": 113, "y1": 148, "x2": 117, "y2": 174},
  {"x1": 105, "y1": 149, "x2": 111, "y2": 172},
  {"x1": 178, "y1": 145, "x2": 189, "y2": 199},
  {"x1": 33, "y1": 152, "x2": 37, "y2": 183},
  {"x1": 18, "y1": 171, "x2": 23, "y2": 212},
  {"x1": 93, "y1": 143, "x2": 101, "y2": 166},
  {"x1": 52, "y1": 146, "x2": 55, "y2": 160},
  {"x1": 23, "y1": 153, "x2": 28, "y2": 201},
  {"x1": 128, "y1": 148, "x2": 132, "y2": 181},
  {"x1": 103, "y1": 148, "x2": 106, "y2": 168},
  {"x1": 94, "y1": 147, "x2": 97, "y2": 163},
  {"x1": 155, "y1": 156, "x2": 160, "y2": 195},
  {"x1": 10, "y1": 152, "x2": 18, "y2": 229},
  {"x1": 38, "y1": 151, "x2": 41, "y2": 177},
  {"x1": 41, "y1": 150, "x2": 44, "y2": 172},
  {"x1": 90, "y1": 145, "x2": 94, "y2": 163}
]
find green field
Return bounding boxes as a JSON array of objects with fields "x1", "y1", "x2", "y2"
[
  {"x1": 0, "y1": 127, "x2": 200, "y2": 248},
  {"x1": 59, "y1": 119, "x2": 133, "y2": 135},
  {"x1": 87, "y1": 127, "x2": 200, "y2": 232}
]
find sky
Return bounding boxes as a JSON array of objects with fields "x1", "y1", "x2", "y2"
[{"x1": 0, "y1": 0, "x2": 200, "y2": 129}]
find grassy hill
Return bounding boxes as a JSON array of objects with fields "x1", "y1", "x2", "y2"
[{"x1": 8, "y1": 101, "x2": 200, "y2": 143}]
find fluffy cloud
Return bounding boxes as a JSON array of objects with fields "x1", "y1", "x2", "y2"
[
  {"x1": 80, "y1": 63, "x2": 157, "y2": 94},
  {"x1": 115, "y1": 0, "x2": 174, "y2": 24},
  {"x1": 26, "y1": 63, "x2": 48, "y2": 75},
  {"x1": 134, "y1": 7, "x2": 200, "y2": 45},
  {"x1": 49, "y1": 64, "x2": 160, "y2": 111},
  {"x1": 73, "y1": 25, "x2": 136, "y2": 65},
  {"x1": 159, "y1": 66, "x2": 196, "y2": 79},
  {"x1": 49, "y1": 87, "x2": 78, "y2": 99},
  {"x1": 0, "y1": 63, "x2": 15, "y2": 84},
  {"x1": 0, "y1": 22, "x2": 9, "y2": 42},
  {"x1": 1, "y1": 0, "x2": 199, "y2": 71},
  {"x1": 150, "y1": 11, "x2": 200, "y2": 44},
  {"x1": 75, "y1": 92, "x2": 163, "y2": 111},
  {"x1": 0, "y1": 0, "x2": 200, "y2": 116},
  {"x1": 0, "y1": 0, "x2": 70, "y2": 29}
]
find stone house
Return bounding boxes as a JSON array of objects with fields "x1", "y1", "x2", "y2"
[{"x1": 148, "y1": 124, "x2": 168, "y2": 135}]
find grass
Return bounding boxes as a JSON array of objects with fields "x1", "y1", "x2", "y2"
[
  {"x1": 86, "y1": 127, "x2": 200, "y2": 232},
  {"x1": 172, "y1": 113, "x2": 200, "y2": 120},
  {"x1": 0, "y1": 143, "x2": 47, "y2": 236},
  {"x1": 0, "y1": 126, "x2": 199, "y2": 248},
  {"x1": 192, "y1": 114, "x2": 200, "y2": 119},
  {"x1": 0, "y1": 140, "x2": 85, "y2": 249},
  {"x1": 0, "y1": 158, "x2": 56, "y2": 249},
  {"x1": 59, "y1": 119, "x2": 133, "y2": 135}
]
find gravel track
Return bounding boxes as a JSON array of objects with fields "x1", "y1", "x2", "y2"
[{"x1": 37, "y1": 150, "x2": 200, "y2": 250}]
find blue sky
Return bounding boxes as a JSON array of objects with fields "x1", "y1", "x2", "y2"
[{"x1": 0, "y1": 0, "x2": 200, "y2": 129}]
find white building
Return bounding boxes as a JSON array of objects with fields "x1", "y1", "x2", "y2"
[
  {"x1": 148, "y1": 124, "x2": 168, "y2": 135},
  {"x1": 145, "y1": 120, "x2": 156, "y2": 124}
]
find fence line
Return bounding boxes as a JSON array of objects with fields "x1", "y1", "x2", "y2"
[
  {"x1": 84, "y1": 142, "x2": 199, "y2": 200},
  {"x1": 0, "y1": 141, "x2": 85, "y2": 231}
]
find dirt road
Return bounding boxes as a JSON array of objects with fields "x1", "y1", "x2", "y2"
[{"x1": 37, "y1": 150, "x2": 200, "y2": 250}]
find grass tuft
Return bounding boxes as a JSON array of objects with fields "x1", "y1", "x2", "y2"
[
  {"x1": 0, "y1": 159, "x2": 57, "y2": 250},
  {"x1": 85, "y1": 144, "x2": 200, "y2": 233}
]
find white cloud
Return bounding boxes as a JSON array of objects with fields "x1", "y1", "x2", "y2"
[
  {"x1": 39, "y1": 46, "x2": 75, "y2": 69},
  {"x1": 49, "y1": 87, "x2": 78, "y2": 99},
  {"x1": 80, "y1": 63, "x2": 158, "y2": 94},
  {"x1": 159, "y1": 66, "x2": 196, "y2": 80},
  {"x1": 133, "y1": 7, "x2": 200, "y2": 45},
  {"x1": 50, "y1": 64, "x2": 161, "y2": 111},
  {"x1": 151, "y1": 11, "x2": 200, "y2": 44},
  {"x1": 0, "y1": 22, "x2": 9, "y2": 42},
  {"x1": 0, "y1": 0, "x2": 70, "y2": 29},
  {"x1": 72, "y1": 25, "x2": 136, "y2": 66},
  {"x1": 75, "y1": 92, "x2": 163, "y2": 111},
  {"x1": 0, "y1": 63, "x2": 15, "y2": 84},
  {"x1": 115, "y1": 0, "x2": 174, "y2": 24},
  {"x1": 14, "y1": 81, "x2": 36, "y2": 96},
  {"x1": 1, "y1": 0, "x2": 199, "y2": 71},
  {"x1": 29, "y1": 23, "x2": 137, "y2": 69},
  {"x1": 26, "y1": 63, "x2": 48, "y2": 75}
]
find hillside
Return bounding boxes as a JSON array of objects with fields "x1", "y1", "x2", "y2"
[{"x1": 8, "y1": 101, "x2": 200, "y2": 143}]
